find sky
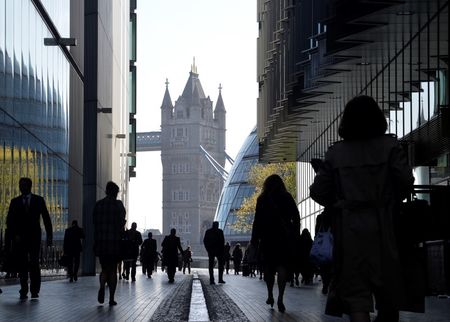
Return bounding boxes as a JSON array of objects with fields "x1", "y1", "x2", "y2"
[{"x1": 128, "y1": 1, "x2": 258, "y2": 232}]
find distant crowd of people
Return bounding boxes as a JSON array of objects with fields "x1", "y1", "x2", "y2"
[{"x1": 1, "y1": 96, "x2": 417, "y2": 322}]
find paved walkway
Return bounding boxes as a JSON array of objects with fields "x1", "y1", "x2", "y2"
[{"x1": 0, "y1": 268, "x2": 449, "y2": 321}]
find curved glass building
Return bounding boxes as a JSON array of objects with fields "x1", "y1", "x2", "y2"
[
  {"x1": 214, "y1": 127, "x2": 258, "y2": 242},
  {"x1": 0, "y1": 1, "x2": 71, "y2": 241}
]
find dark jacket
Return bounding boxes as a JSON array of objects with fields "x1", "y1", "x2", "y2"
[
  {"x1": 183, "y1": 249, "x2": 192, "y2": 263},
  {"x1": 251, "y1": 190, "x2": 300, "y2": 267},
  {"x1": 93, "y1": 196, "x2": 126, "y2": 258},
  {"x1": 140, "y1": 238, "x2": 157, "y2": 263},
  {"x1": 161, "y1": 234, "x2": 183, "y2": 266},
  {"x1": 203, "y1": 227, "x2": 225, "y2": 255},
  {"x1": 232, "y1": 247, "x2": 243, "y2": 263},
  {"x1": 224, "y1": 244, "x2": 231, "y2": 260},
  {"x1": 6, "y1": 194, "x2": 53, "y2": 245},
  {"x1": 63, "y1": 225, "x2": 85, "y2": 255},
  {"x1": 125, "y1": 228, "x2": 143, "y2": 258}
]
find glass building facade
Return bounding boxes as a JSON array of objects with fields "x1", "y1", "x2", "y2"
[
  {"x1": 215, "y1": 127, "x2": 258, "y2": 242},
  {"x1": 0, "y1": 0, "x2": 71, "y2": 241}
]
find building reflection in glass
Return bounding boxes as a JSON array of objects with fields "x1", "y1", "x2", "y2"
[
  {"x1": 214, "y1": 127, "x2": 258, "y2": 243},
  {"x1": 0, "y1": 0, "x2": 70, "y2": 242}
]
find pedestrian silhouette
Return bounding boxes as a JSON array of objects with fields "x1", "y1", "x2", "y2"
[
  {"x1": 123, "y1": 222, "x2": 143, "y2": 282},
  {"x1": 161, "y1": 228, "x2": 183, "y2": 283},
  {"x1": 298, "y1": 228, "x2": 313, "y2": 285},
  {"x1": 246, "y1": 242, "x2": 258, "y2": 277},
  {"x1": 314, "y1": 208, "x2": 332, "y2": 294},
  {"x1": 93, "y1": 181, "x2": 126, "y2": 306},
  {"x1": 310, "y1": 95, "x2": 414, "y2": 322},
  {"x1": 223, "y1": 242, "x2": 231, "y2": 274},
  {"x1": 182, "y1": 246, "x2": 193, "y2": 274},
  {"x1": 140, "y1": 232, "x2": 157, "y2": 278},
  {"x1": 6, "y1": 177, "x2": 53, "y2": 300},
  {"x1": 63, "y1": 220, "x2": 85, "y2": 282},
  {"x1": 203, "y1": 221, "x2": 226, "y2": 284},
  {"x1": 251, "y1": 174, "x2": 300, "y2": 313},
  {"x1": 232, "y1": 243, "x2": 243, "y2": 275}
]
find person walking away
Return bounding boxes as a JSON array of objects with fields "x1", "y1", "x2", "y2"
[
  {"x1": 161, "y1": 228, "x2": 183, "y2": 283},
  {"x1": 6, "y1": 177, "x2": 53, "y2": 300},
  {"x1": 246, "y1": 242, "x2": 258, "y2": 277},
  {"x1": 93, "y1": 181, "x2": 126, "y2": 306},
  {"x1": 63, "y1": 220, "x2": 85, "y2": 282},
  {"x1": 224, "y1": 242, "x2": 231, "y2": 274},
  {"x1": 314, "y1": 206, "x2": 333, "y2": 294},
  {"x1": 203, "y1": 221, "x2": 226, "y2": 284},
  {"x1": 182, "y1": 246, "x2": 193, "y2": 274},
  {"x1": 251, "y1": 174, "x2": 300, "y2": 313},
  {"x1": 123, "y1": 222, "x2": 142, "y2": 282},
  {"x1": 298, "y1": 228, "x2": 314, "y2": 285},
  {"x1": 232, "y1": 244, "x2": 243, "y2": 275},
  {"x1": 310, "y1": 95, "x2": 414, "y2": 322},
  {"x1": 141, "y1": 232, "x2": 157, "y2": 278},
  {"x1": 310, "y1": 158, "x2": 333, "y2": 294}
]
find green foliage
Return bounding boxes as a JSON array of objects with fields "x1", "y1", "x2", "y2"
[{"x1": 232, "y1": 162, "x2": 297, "y2": 232}]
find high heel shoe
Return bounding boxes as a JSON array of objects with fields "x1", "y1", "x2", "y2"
[
  {"x1": 277, "y1": 301, "x2": 286, "y2": 313},
  {"x1": 266, "y1": 297, "x2": 274, "y2": 307}
]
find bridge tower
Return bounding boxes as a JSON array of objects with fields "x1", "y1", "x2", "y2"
[{"x1": 160, "y1": 63, "x2": 226, "y2": 252}]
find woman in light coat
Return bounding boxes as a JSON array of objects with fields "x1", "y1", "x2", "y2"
[{"x1": 310, "y1": 96, "x2": 414, "y2": 322}]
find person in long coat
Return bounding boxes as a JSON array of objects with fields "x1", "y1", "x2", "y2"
[
  {"x1": 232, "y1": 244, "x2": 243, "y2": 275},
  {"x1": 123, "y1": 222, "x2": 143, "y2": 282},
  {"x1": 161, "y1": 228, "x2": 183, "y2": 283},
  {"x1": 203, "y1": 221, "x2": 226, "y2": 284},
  {"x1": 63, "y1": 220, "x2": 85, "y2": 282},
  {"x1": 310, "y1": 95, "x2": 414, "y2": 322},
  {"x1": 251, "y1": 174, "x2": 300, "y2": 313},
  {"x1": 140, "y1": 232, "x2": 157, "y2": 278},
  {"x1": 298, "y1": 228, "x2": 313, "y2": 285}
]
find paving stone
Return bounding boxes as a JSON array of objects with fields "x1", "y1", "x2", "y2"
[
  {"x1": 199, "y1": 274, "x2": 249, "y2": 322},
  {"x1": 1, "y1": 268, "x2": 449, "y2": 322}
]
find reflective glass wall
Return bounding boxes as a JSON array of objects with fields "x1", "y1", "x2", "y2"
[
  {"x1": 215, "y1": 128, "x2": 258, "y2": 242},
  {"x1": 0, "y1": 0, "x2": 70, "y2": 241}
]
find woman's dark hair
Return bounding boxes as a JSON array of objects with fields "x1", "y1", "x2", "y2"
[
  {"x1": 261, "y1": 174, "x2": 287, "y2": 196},
  {"x1": 105, "y1": 181, "x2": 119, "y2": 197},
  {"x1": 338, "y1": 95, "x2": 387, "y2": 140}
]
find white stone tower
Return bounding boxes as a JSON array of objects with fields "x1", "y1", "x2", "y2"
[{"x1": 160, "y1": 62, "x2": 226, "y2": 252}]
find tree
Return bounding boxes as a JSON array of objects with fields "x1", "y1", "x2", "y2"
[{"x1": 232, "y1": 162, "x2": 296, "y2": 232}]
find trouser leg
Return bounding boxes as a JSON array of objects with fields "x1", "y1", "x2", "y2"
[
  {"x1": 67, "y1": 255, "x2": 74, "y2": 278},
  {"x1": 131, "y1": 258, "x2": 137, "y2": 280},
  {"x1": 208, "y1": 255, "x2": 215, "y2": 282},
  {"x1": 29, "y1": 245, "x2": 41, "y2": 295},
  {"x1": 108, "y1": 263, "x2": 118, "y2": 301},
  {"x1": 73, "y1": 253, "x2": 80, "y2": 279},
  {"x1": 124, "y1": 261, "x2": 130, "y2": 278},
  {"x1": 167, "y1": 265, "x2": 176, "y2": 281},
  {"x1": 218, "y1": 255, "x2": 225, "y2": 282}
]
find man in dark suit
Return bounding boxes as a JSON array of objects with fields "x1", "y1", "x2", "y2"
[
  {"x1": 123, "y1": 222, "x2": 143, "y2": 282},
  {"x1": 6, "y1": 177, "x2": 53, "y2": 300},
  {"x1": 141, "y1": 232, "x2": 157, "y2": 278},
  {"x1": 203, "y1": 221, "x2": 226, "y2": 285},
  {"x1": 161, "y1": 228, "x2": 183, "y2": 283},
  {"x1": 63, "y1": 220, "x2": 85, "y2": 282}
]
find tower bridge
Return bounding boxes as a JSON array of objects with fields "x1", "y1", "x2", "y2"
[{"x1": 136, "y1": 131, "x2": 161, "y2": 151}]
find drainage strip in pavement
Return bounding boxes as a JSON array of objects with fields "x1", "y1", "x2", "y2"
[{"x1": 189, "y1": 272, "x2": 210, "y2": 322}]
